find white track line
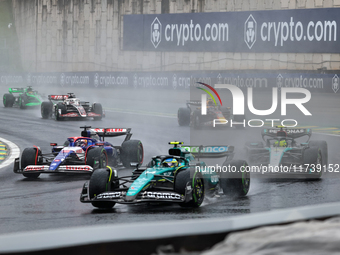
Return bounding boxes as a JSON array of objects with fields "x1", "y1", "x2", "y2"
[{"x1": 0, "y1": 137, "x2": 20, "y2": 170}]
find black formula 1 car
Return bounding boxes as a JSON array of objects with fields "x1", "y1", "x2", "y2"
[
  {"x1": 41, "y1": 93, "x2": 104, "y2": 120},
  {"x1": 3, "y1": 86, "x2": 43, "y2": 109},
  {"x1": 80, "y1": 141, "x2": 250, "y2": 209},
  {"x1": 245, "y1": 126, "x2": 328, "y2": 179},
  {"x1": 177, "y1": 100, "x2": 244, "y2": 128},
  {"x1": 13, "y1": 126, "x2": 144, "y2": 178}
]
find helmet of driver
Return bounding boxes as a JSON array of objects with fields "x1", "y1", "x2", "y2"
[
  {"x1": 207, "y1": 98, "x2": 214, "y2": 106},
  {"x1": 77, "y1": 139, "x2": 88, "y2": 147},
  {"x1": 163, "y1": 158, "x2": 178, "y2": 168}
]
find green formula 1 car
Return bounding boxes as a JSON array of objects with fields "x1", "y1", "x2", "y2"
[
  {"x1": 3, "y1": 86, "x2": 43, "y2": 109},
  {"x1": 80, "y1": 141, "x2": 250, "y2": 209}
]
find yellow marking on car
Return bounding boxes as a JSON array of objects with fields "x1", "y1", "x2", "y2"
[
  {"x1": 0, "y1": 142, "x2": 7, "y2": 162},
  {"x1": 106, "y1": 166, "x2": 113, "y2": 182},
  {"x1": 174, "y1": 166, "x2": 185, "y2": 174}
]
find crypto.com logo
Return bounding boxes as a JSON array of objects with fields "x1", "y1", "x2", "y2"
[
  {"x1": 151, "y1": 18, "x2": 162, "y2": 48},
  {"x1": 332, "y1": 74, "x2": 339, "y2": 93},
  {"x1": 245, "y1": 15, "x2": 257, "y2": 49}
]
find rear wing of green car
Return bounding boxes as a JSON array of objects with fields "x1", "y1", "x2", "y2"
[
  {"x1": 8, "y1": 88, "x2": 24, "y2": 94},
  {"x1": 182, "y1": 145, "x2": 234, "y2": 159}
]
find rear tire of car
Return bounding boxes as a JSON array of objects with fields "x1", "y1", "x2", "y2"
[
  {"x1": 86, "y1": 147, "x2": 108, "y2": 171},
  {"x1": 177, "y1": 107, "x2": 190, "y2": 126},
  {"x1": 3, "y1": 93, "x2": 14, "y2": 107},
  {"x1": 308, "y1": 140, "x2": 328, "y2": 168},
  {"x1": 174, "y1": 168, "x2": 204, "y2": 207},
  {"x1": 41, "y1": 101, "x2": 53, "y2": 119},
  {"x1": 55, "y1": 103, "x2": 66, "y2": 121},
  {"x1": 92, "y1": 103, "x2": 103, "y2": 121},
  {"x1": 220, "y1": 160, "x2": 250, "y2": 197},
  {"x1": 303, "y1": 146, "x2": 323, "y2": 179},
  {"x1": 21, "y1": 148, "x2": 41, "y2": 178},
  {"x1": 89, "y1": 168, "x2": 116, "y2": 209},
  {"x1": 19, "y1": 95, "x2": 27, "y2": 109},
  {"x1": 121, "y1": 140, "x2": 144, "y2": 168}
]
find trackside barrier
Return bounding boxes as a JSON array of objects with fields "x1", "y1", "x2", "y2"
[
  {"x1": 1, "y1": 201, "x2": 340, "y2": 255},
  {"x1": 1, "y1": 71, "x2": 340, "y2": 93}
]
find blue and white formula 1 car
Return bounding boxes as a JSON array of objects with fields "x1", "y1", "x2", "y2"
[
  {"x1": 13, "y1": 126, "x2": 144, "y2": 179},
  {"x1": 80, "y1": 142, "x2": 250, "y2": 209},
  {"x1": 245, "y1": 126, "x2": 328, "y2": 179}
]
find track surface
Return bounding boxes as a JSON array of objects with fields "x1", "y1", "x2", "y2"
[{"x1": 0, "y1": 87, "x2": 340, "y2": 235}]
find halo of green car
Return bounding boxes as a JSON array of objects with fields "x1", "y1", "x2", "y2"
[{"x1": 3, "y1": 86, "x2": 43, "y2": 109}]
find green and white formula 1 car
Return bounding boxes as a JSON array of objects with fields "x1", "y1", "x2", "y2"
[
  {"x1": 3, "y1": 86, "x2": 43, "y2": 109},
  {"x1": 80, "y1": 141, "x2": 250, "y2": 209}
]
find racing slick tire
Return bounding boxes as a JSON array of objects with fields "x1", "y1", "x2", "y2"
[
  {"x1": 86, "y1": 147, "x2": 108, "y2": 171},
  {"x1": 41, "y1": 101, "x2": 53, "y2": 119},
  {"x1": 220, "y1": 160, "x2": 250, "y2": 197},
  {"x1": 89, "y1": 168, "x2": 116, "y2": 209},
  {"x1": 174, "y1": 168, "x2": 204, "y2": 207},
  {"x1": 3, "y1": 93, "x2": 15, "y2": 107},
  {"x1": 177, "y1": 107, "x2": 191, "y2": 126},
  {"x1": 308, "y1": 140, "x2": 328, "y2": 168},
  {"x1": 92, "y1": 103, "x2": 103, "y2": 121},
  {"x1": 121, "y1": 140, "x2": 144, "y2": 168},
  {"x1": 19, "y1": 95, "x2": 27, "y2": 109},
  {"x1": 21, "y1": 148, "x2": 41, "y2": 178},
  {"x1": 55, "y1": 102, "x2": 66, "y2": 121},
  {"x1": 303, "y1": 146, "x2": 323, "y2": 179}
]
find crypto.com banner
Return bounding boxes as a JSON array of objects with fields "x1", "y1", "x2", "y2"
[
  {"x1": 1, "y1": 71, "x2": 340, "y2": 94},
  {"x1": 123, "y1": 8, "x2": 339, "y2": 53}
]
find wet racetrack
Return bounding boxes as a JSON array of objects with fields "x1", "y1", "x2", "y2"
[{"x1": 0, "y1": 87, "x2": 340, "y2": 235}]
